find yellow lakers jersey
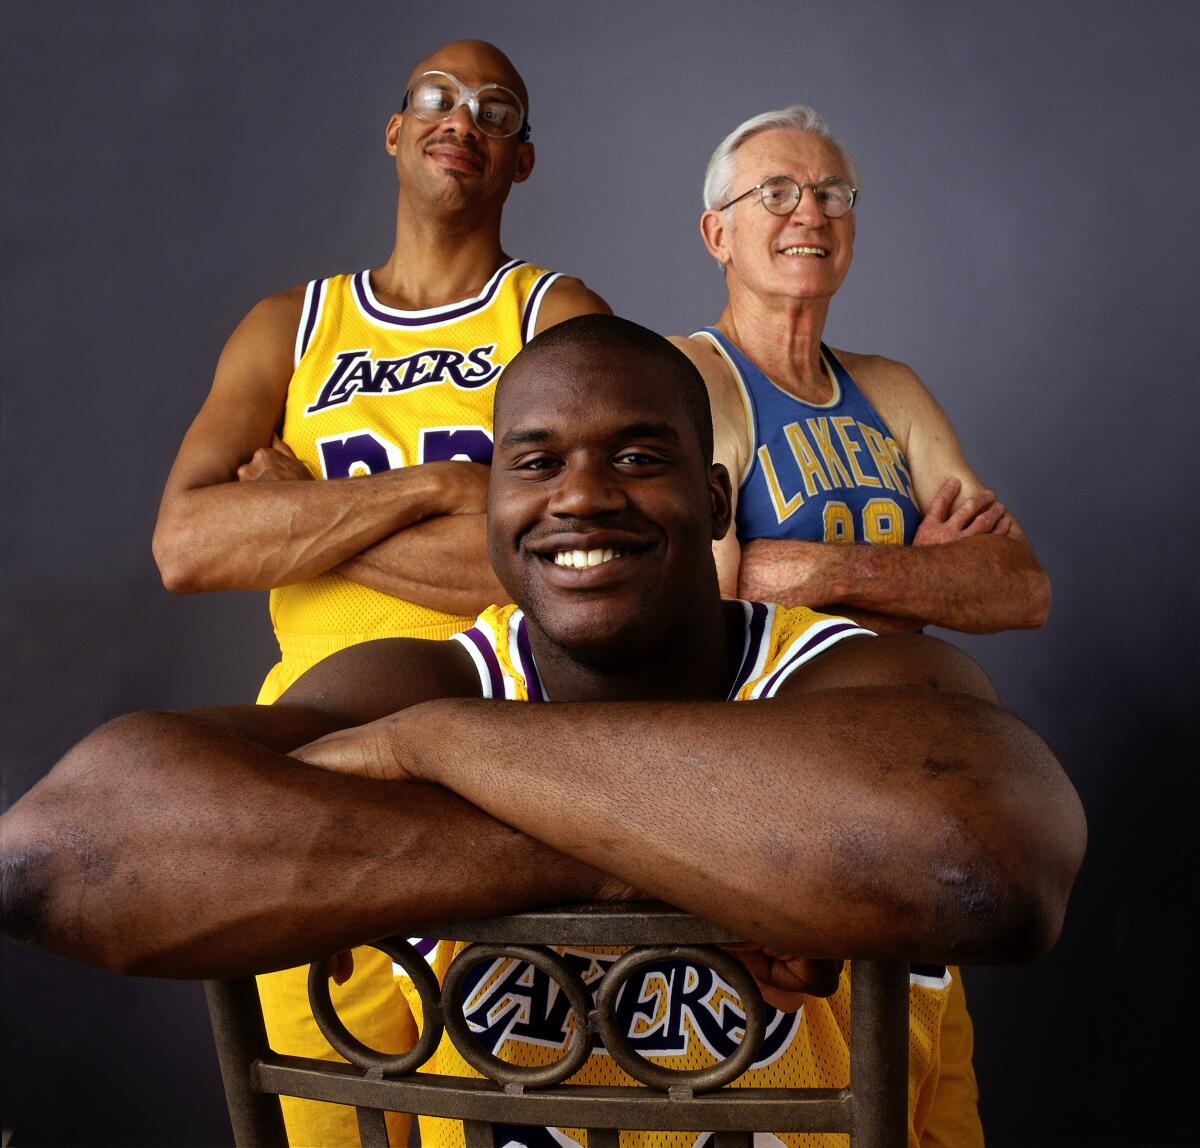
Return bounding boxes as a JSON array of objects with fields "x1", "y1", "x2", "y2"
[
  {"x1": 257, "y1": 260, "x2": 561, "y2": 702},
  {"x1": 398, "y1": 602, "x2": 977, "y2": 1148}
]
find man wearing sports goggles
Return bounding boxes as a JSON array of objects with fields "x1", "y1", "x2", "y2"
[
  {"x1": 151, "y1": 37, "x2": 607, "y2": 1148},
  {"x1": 403, "y1": 69, "x2": 531, "y2": 141}
]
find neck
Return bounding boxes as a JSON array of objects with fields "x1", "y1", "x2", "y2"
[
  {"x1": 527, "y1": 596, "x2": 745, "y2": 704},
  {"x1": 372, "y1": 190, "x2": 508, "y2": 310},
  {"x1": 717, "y1": 287, "x2": 833, "y2": 399}
]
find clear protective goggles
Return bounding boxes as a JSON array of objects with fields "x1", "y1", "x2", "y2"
[{"x1": 402, "y1": 70, "x2": 530, "y2": 141}]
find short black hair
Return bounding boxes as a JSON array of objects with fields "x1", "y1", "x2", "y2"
[{"x1": 500, "y1": 314, "x2": 714, "y2": 462}]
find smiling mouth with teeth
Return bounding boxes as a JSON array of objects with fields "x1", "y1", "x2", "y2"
[
  {"x1": 553, "y1": 548, "x2": 621, "y2": 568},
  {"x1": 780, "y1": 246, "x2": 828, "y2": 257}
]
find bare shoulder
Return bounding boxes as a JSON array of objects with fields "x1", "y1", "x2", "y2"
[
  {"x1": 830, "y1": 347, "x2": 939, "y2": 448},
  {"x1": 775, "y1": 630, "x2": 999, "y2": 703},
  {"x1": 219, "y1": 284, "x2": 308, "y2": 374},
  {"x1": 278, "y1": 634, "x2": 484, "y2": 725},
  {"x1": 533, "y1": 275, "x2": 611, "y2": 334},
  {"x1": 669, "y1": 334, "x2": 740, "y2": 407}
]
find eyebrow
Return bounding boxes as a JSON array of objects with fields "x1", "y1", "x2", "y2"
[{"x1": 497, "y1": 421, "x2": 682, "y2": 451}]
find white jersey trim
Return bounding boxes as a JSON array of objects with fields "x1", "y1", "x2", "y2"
[
  {"x1": 352, "y1": 259, "x2": 525, "y2": 329},
  {"x1": 294, "y1": 278, "x2": 327, "y2": 369},
  {"x1": 691, "y1": 329, "x2": 758, "y2": 489},
  {"x1": 751, "y1": 617, "x2": 876, "y2": 700},
  {"x1": 521, "y1": 270, "x2": 563, "y2": 344}
]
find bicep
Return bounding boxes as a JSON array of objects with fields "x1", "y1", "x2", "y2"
[
  {"x1": 159, "y1": 292, "x2": 302, "y2": 500},
  {"x1": 773, "y1": 632, "x2": 1000, "y2": 703},
  {"x1": 277, "y1": 636, "x2": 484, "y2": 726}
]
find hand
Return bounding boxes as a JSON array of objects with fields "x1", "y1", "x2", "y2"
[
  {"x1": 914, "y1": 478, "x2": 1012, "y2": 545},
  {"x1": 330, "y1": 949, "x2": 355, "y2": 985},
  {"x1": 237, "y1": 435, "x2": 314, "y2": 483},
  {"x1": 291, "y1": 715, "x2": 412, "y2": 781},
  {"x1": 720, "y1": 943, "x2": 844, "y2": 1012},
  {"x1": 433, "y1": 460, "x2": 491, "y2": 516}
]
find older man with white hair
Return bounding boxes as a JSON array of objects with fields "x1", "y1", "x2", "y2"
[{"x1": 673, "y1": 105, "x2": 1050, "y2": 637}]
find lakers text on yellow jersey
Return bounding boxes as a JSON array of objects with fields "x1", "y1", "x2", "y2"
[{"x1": 259, "y1": 260, "x2": 560, "y2": 703}]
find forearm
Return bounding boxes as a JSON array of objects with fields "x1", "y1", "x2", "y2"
[
  {"x1": 0, "y1": 713, "x2": 612, "y2": 978},
  {"x1": 406, "y1": 691, "x2": 1082, "y2": 964},
  {"x1": 738, "y1": 536, "x2": 1050, "y2": 633},
  {"x1": 335, "y1": 514, "x2": 510, "y2": 615},
  {"x1": 153, "y1": 463, "x2": 470, "y2": 592}
]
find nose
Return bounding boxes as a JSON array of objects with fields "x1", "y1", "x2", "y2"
[
  {"x1": 443, "y1": 101, "x2": 481, "y2": 139},
  {"x1": 547, "y1": 457, "x2": 626, "y2": 519},
  {"x1": 789, "y1": 184, "x2": 827, "y2": 226}
]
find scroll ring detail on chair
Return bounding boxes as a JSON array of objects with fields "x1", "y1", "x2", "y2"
[
  {"x1": 441, "y1": 943, "x2": 595, "y2": 1088},
  {"x1": 308, "y1": 938, "x2": 445, "y2": 1075},
  {"x1": 592, "y1": 944, "x2": 767, "y2": 1093}
]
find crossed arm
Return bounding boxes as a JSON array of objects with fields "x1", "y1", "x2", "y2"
[
  {"x1": 152, "y1": 278, "x2": 607, "y2": 610},
  {"x1": 0, "y1": 631, "x2": 1085, "y2": 982},
  {"x1": 674, "y1": 338, "x2": 1051, "y2": 633}
]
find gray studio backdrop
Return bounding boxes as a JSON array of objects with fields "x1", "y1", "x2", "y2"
[{"x1": 2, "y1": 2, "x2": 1197, "y2": 1145}]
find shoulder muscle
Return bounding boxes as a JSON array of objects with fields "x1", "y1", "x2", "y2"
[
  {"x1": 532, "y1": 276, "x2": 611, "y2": 334},
  {"x1": 278, "y1": 635, "x2": 483, "y2": 725},
  {"x1": 775, "y1": 631, "x2": 999, "y2": 703}
]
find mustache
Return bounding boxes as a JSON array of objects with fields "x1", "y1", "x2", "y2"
[{"x1": 425, "y1": 132, "x2": 484, "y2": 158}]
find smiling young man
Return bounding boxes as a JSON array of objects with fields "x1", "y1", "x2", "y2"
[
  {"x1": 148, "y1": 39, "x2": 607, "y2": 1146},
  {"x1": 4, "y1": 317, "x2": 1084, "y2": 1148}
]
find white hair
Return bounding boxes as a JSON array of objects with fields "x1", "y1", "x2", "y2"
[{"x1": 702, "y1": 104, "x2": 861, "y2": 210}]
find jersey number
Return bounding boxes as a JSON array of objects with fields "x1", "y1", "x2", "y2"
[
  {"x1": 822, "y1": 497, "x2": 905, "y2": 544},
  {"x1": 316, "y1": 427, "x2": 493, "y2": 478}
]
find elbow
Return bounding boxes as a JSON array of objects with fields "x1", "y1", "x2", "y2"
[
  {"x1": 939, "y1": 864, "x2": 1068, "y2": 965},
  {"x1": 938, "y1": 803, "x2": 1086, "y2": 965},
  {"x1": 1, "y1": 815, "x2": 153, "y2": 977},
  {"x1": 152, "y1": 521, "x2": 209, "y2": 594},
  {"x1": 1018, "y1": 567, "x2": 1052, "y2": 630}
]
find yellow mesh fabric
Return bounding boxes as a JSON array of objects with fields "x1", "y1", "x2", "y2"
[{"x1": 258, "y1": 261, "x2": 554, "y2": 701}]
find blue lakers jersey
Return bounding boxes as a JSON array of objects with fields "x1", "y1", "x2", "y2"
[{"x1": 694, "y1": 328, "x2": 921, "y2": 547}]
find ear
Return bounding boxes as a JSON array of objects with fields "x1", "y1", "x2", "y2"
[
  {"x1": 385, "y1": 113, "x2": 403, "y2": 156},
  {"x1": 708, "y1": 462, "x2": 734, "y2": 540},
  {"x1": 700, "y1": 209, "x2": 732, "y2": 268},
  {"x1": 513, "y1": 141, "x2": 535, "y2": 183}
]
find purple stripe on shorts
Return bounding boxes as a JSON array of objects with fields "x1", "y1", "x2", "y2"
[
  {"x1": 759, "y1": 620, "x2": 862, "y2": 697},
  {"x1": 299, "y1": 278, "x2": 324, "y2": 358},
  {"x1": 352, "y1": 260, "x2": 525, "y2": 327},
  {"x1": 728, "y1": 601, "x2": 769, "y2": 698},
  {"x1": 520, "y1": 271, "x2": 556, "y2": 345},
  {"x1": 515, "y1": 616, "x2": 545, "y2": 702},
  {"x1": 460, "y1": 626, "x2": 506, "y2": 699}
]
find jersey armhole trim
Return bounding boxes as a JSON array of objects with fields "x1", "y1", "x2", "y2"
[
  {"x1": 691, "y1": 329, "x2": 757, "y2": 489},
  {"x1": 294, "y1": 278, "x2": 326, "y2": 369},
  {"x1": 521, "y1": 271, "x2": 563, "y2": 345},
  {"x1": 451, "y1": 627, "x2": 503, "y2": 699},
  {"x1": 753, "y1": 620, "x2": 876, "y2": 699}
]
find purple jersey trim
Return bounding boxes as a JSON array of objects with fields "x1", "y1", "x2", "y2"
[
  {"x1": 728, "y1": 601, "x2": 770, "y2": 698},
  {"x1": 515, "y1": 616, "x2": 546, "y2": 701},
  {"x1": 298, "y1": 278, "x2": 324, "y2": 360},
  {"x1": 520, "y1": 271, "x2": 559, "y2": 345},
  {"x1": 758, "y1": 620, "x2": 864, "y2": 697},
  {"x1": 351, "y1": 260, "x2": 525, "y2": 327},
  {"x1": 458, "y1": 626, "x2": 506, "y2": 699}
]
